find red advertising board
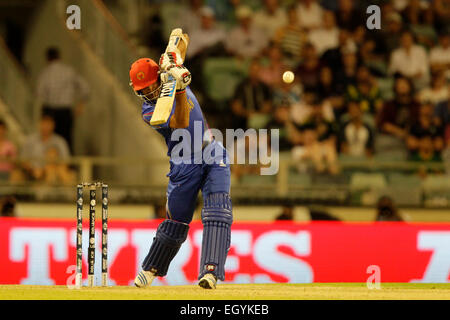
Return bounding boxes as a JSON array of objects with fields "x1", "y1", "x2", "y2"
[{"x1": 0, "y1": 218, "x2": 449, "y2": 285}]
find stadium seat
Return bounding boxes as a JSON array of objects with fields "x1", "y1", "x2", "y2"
[
  {"x1": 339, "y1": 113, "x2": 375, "y2": 129},
  {"x1": 288, "y1": 172, "x2": 312, "y2": 187},
  {"x1": 373, "y1": 152, "x2": 408, "y2": 162},
  {"x1": 338, "y1": 154, "x2": 369, "y2": 176},
  {"x1": 374, "y1": 134, "x2": 408, "y2": 161},
  {"x1": 202, "y1": 57, "x2": 248, "y2": 103},
  {"x1": 313, "y1": 174, "x2": 349, "y2": 186},
  {"x1": 388, "y1": 173, "x2": 422, "y2": 187},
  {"x1": 382, "y1": 187, "x2": 422, "y2": 206},
  {"x1": 377, "y1": 77, "x2": 394, "y2": 100},
  {"x1": 338, "y1": 154, "x2": 367, "y2": 163},
  {"x1": 385, "y1": 173, "x2": 423, "y2": 205},
  {"x1": 350, "y1": 172, "x2": 387, "y2": 190},
  {"x1": 423, "y1": 174, "x2": 450, "y2": 192},
  {"x1": 240, "y1": 174, "x2": 276, "y2": 186},
  {"x1": 366, "y1": 60, "x2": 388, "y2": 77},
  {"x1": 422, "y1": 174, "x2": 450, "y2": 206},
  {"x1": 278, "y1": 151, "x2": 291, "y2": 161}
]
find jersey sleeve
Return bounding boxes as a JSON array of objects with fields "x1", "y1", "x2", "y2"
[
  {"x1": 141, "y1": 101, "x2": 176, "y2": 129},
  {"x1": 142, "y1": 103, "x2": 155, "y2": 125}
]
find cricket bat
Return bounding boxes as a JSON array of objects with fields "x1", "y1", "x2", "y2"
[{"x1": 150, "y1": 28, "x2": 189, "y2": 126}]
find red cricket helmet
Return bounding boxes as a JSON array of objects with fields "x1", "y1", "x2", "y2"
[{"x1": 129, "y1": 58, "x2": 161, "y2": 102}]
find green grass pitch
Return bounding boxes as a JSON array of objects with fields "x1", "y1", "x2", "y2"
[{"x1": 1, "y1": 283, "x2": 450, "y2": 300}]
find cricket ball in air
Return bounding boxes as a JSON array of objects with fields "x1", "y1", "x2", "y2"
[{"x1": 282, "y1": 71, "x2": 295, "y2": 84}]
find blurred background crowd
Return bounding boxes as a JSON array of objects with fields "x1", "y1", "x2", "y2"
[
  {"x1": 133, "y1": 0, "x2": 450, "y2": 178},
  {"x1": 0, "y1": 0, "x2": 450, "y2": 219}
]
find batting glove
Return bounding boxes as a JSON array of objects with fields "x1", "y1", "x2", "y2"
[
  {"x1": 159, "y1": 52, "x2": 183, "y2": 72},
  {"x1": 168, "y1": 65, "x2": 192, "y2": 91}
]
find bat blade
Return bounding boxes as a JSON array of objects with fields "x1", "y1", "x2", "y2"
[{"x1": 150, "y1": 74, "x2": 177, "y2": 126}]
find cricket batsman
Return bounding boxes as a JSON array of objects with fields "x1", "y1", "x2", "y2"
[{"x1": 129, "y1": 29, "x2": 232, "y2": 289}]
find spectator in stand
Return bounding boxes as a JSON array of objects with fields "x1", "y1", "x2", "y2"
[
  {"x1": 402, "y1": 0, "x2": 424, "y2": 24},
  {"x1": 0, "y1": 120, "x2": 17, "y2": 181},
  {"x1": 144, "y1": 12, "x2": 166, "y2": 56},
  {"x1": 275, "y1": 205, "x2": 294, "y2": 221},
  {"x1": 352, "y1": 25, "x2": 368, "y2": 51},
  {"x1": 266, "y1": 102, "x2": 294, "y2": 152},
  {"x1": 358, "y1": 38, "x2": 386, "y2": 77},
  {"x1": 187, "y1": 6, "x2": 227, "y2": 91},
  {"x1": 309, "y1": 206, "x2": 340, "y2": 220},
  {"x1": 36, "y1": 47, "x2": 89, "y2": 152},
  {"x1": 206, "y1": 0, "x2": 241, "y2": 28},
  {"x1": 291, "y1": 97, "x2": 339, "y2": 175},
  {"x1": 40, "y1": 146, "x2": 76, "y2": 185},
  {"x1": 334, "y1": 50, "x2": 359, "y2": 93},
  {"x1": 291, "y1": 89, "x2": 335, "y2": 126},
  {"x1": 410, "y1": 135, "x2": 442, "y2": 165},
  {"x1": 340, "y1": 101, "x2": 374, "y2": 158},
  {"x1": 429, "y1": 32, "x2": 450, "y2": 79},
  {"x1": 442, "y1": 131, "x2": 450, "y2": 174},
  {"x1": 15, "y1": 115, "x2": 71, "y2": 184},
  {"x1": 230, "y1": 59, "x2": 272, "y2": 130},
  {"x1": 319, "y1": 0, "x2": 339, "y2": 11},
  {"x1": 346, "y1": 65, "x2": 383, "y2": 115},
  {"x1": 388, "y1": 31, "x2": 430, "y2": 89},
  {"x1": 296, "y1": 0, "x2": 324, "y2": 30},
  {"x1": 0, "y1": 196, "x2": 16, "y2": 217},
  {"x1": 295, "y1": 43, "x2": 322, "y2": 89},
  {"x1": 180, "y1": 0, "x2": 203, "y2": 33},
  {"x1": 321, "y1": 29, "x2": 356, "y2": 77},
  {"x1": 186, "y1": 7, "x2": 226, "y2": 58},
  {"x1": 377, "y1": 76, "x2": 420, "y2": 141},
  {"x1": 434, "y1": 85, "x2": 450, "y2": 136},
  {"x1": 272, "y1": 74, "x2": 303, "y2": 109},
  {"x1": 225, "y1": 5, "x2": 268, "y2": 59},
  {"x1": 258, "y1": 44, "x2": 287, "y2": 89},
  {"x1": 432, "y1": 0, "x2": 450, "y2": 34},
  {"x1": 392, "y1": 0, "x2": 409, "y2": 12},
  {"x1": 407, "y1": 103, "x2": 444, "y2": 157},
  {"x1": 335, "y1": 0, "x2": 363, "y2": 31},
  {"x1": 418, "y1": 71, "x2": 449, "y2": 106},
  {"x1": 308, "y1": 10, "x2": 339, "y2": 57},
  {"x1": 252, "y1": 0, "x2": 287, "y2": 40},
  {"x1": 377, "y1": 11, "x2": 404, "y2": 56},
  {"x1": 317, "y1": 66, "x2": 345, "y2": 119},
  {"x1": 273, "y1": 4, "x2": 307, "y2": 63},
  {"x1": 317, "y1": 66, "x2": 339, "y2": 100},
  {"x1": 404, "y1": 3, "x2": 438, "y2": 50}
]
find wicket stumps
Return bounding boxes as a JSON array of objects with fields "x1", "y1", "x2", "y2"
[{"x1": 75, "y1": 182, "x2": 109, "y2": 288}]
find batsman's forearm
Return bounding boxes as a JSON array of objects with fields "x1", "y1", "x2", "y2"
[{"x1": 170, "y1": 92, "x2": 190, "y2": 128}]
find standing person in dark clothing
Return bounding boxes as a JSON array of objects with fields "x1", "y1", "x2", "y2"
[
  {"x1": 230, "y1": 59, "x2": 273, "y2": 130},
  {"x1": 335, "y1": 0, "x2": 363, "y2": 31},
  {"x1": 375, "y1": 196, "x2": 403, "y2": 222},
  {"x1": 275, "y1": 205, "x2": 294, "y2": 221},
  {"x1": 36, "y1": 47, "x2": 90, "y2": 152},
  {"x1": 266, "y1": 102, "x2": 294, "y2": 152}
]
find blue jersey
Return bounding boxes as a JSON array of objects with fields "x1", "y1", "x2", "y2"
[{"x1": 141, "y1": 86, "x2": 211, "y2": 162}]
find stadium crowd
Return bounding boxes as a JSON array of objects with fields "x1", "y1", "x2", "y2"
[
  {"x1": 1, "y1": 0, "x2": 450, "y2": 185},
  {"x1": 140, "y1": 0, "x2": 450, "y2": 177},
  {"x1": 0, "y1": 46, "x2": 85, "y2": 185}
]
